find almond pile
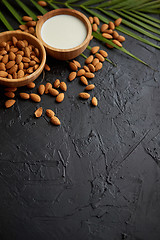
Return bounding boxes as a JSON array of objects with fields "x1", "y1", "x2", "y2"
[{"x1": 0, "y1": 37, "x2": 41, "y2": 79}]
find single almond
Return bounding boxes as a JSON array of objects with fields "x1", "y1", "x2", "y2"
[
  {"x1": 24, "y1": 63, "x2": 29, "y2": 69},
  {"x1": 38, "y1": 84, "x2": 45, "y2": 95},
  {"x1": 91, "y1": 46, "x2": 100, "y2": 54},
  {"x1": 105, "y1": 43, "x2": 114, "y2": 49},
  {"x1": 24, "y1": 47, "x2": 30, "y2": 58},
  {"x1": 45, "y1": 82, "x2": 52, "y2": 94},
  {"x1": 112, "y1": 39, "x2": 122, "y2": 47},
  {"x1": 80, "y1": 76, "x2": 88, "y2": 86},
  {"x1": 0, "y1": 71, "x2": 8, "y2": 78},
  {"x1": 73, "y1": 60, "x2": 81, "y2": 68},
  {"x1": 12, "y1": 36, "x2": 17, "y2": 46},
  {"x1": 30, "y1": 93, "x2": 41, "y2": 102},
  {"x1": 22, "y1": 16, "x2": 33, "y2": 22},
  {"x1": 33, "y1": 48, "x2": 39, "y2": 57},
  {"x1": 88, "y1": 16, "x2": 93, "y2": 24},
  {"x1": 44, "y1": 63, "x2": 50, "y2": 71},
  {"x1": 6, "y1": 61, "x2": 15, "y2": 69},
  {"x1": 31, "y1": 55, "x2": 40, "y2": 63},
  {"x1": 92, "y1": 97, "x2": 98, "y2": 106},
  {"x1": 16, "y1": 54, "x2": 23, "y2": 64},
  {"x1": 102, "y1": 33, "x2": 113, "y2": 39},
  {"x1": 0, "y1": 56, "x2": 3, "y2": 61},
  {"x1": 60, "y1": 82, "x2": 67, "y2": 92},
  {"x1": 28, "y1": 27, "x2": 35, "y2": 34},
  {"x1": 5, "y1": 87, "x2": 17, "y2": 92},
  {"x1": 17, "y1": 70, "x2": 24, "y2": 78},
  {"x1": 17, "y1": 40, "x2": 25, "y2": 49},
  {"x1": 85, "y1": 84, "x2": 95, "y2": 91},
  {"x1": 56, "y1": 93, "x2": 64, "y2": 103},
  {"x1": 103, "y1": 29, "x2": 113, "y2": 34},
  {"x1": 26, "y1": 21, "x2": 36, "y2": 27},
  {"x1": 37, "y1": 1, "x2": 47, "y2": 7},
  {"x1": 19, "y1": 92, "x2": 30, "y2": 99},
  {"x1": 27, "y1": 67, "x2": 34, "y2": 74},
  {"x1": 85, "y1": 55, "x2": 94, "y2": 65},
  {"x1": 88, "y1": 64, "x2": 95, "y2": 73},
  {"x1": 30, "y1": 60, "x2": 36, "y2": 67},
  {"x1": 69, "y1": 62, "x2": 78, "y2": 71},
  {"x1": 2, "y1": 54, "x2": 9, "y2": 64},
  {"x1": 4, "y1": 91, "x2": 15, "y2": 98},
  {"x1": 84, "y1": 72, "x2": 95, "y2": 79},
  {"x1": 79, "y1": 92, "x2": 90, "y2": 99},
  {"x1": 50, "y1": 116, "x2": 61, "y2": 126},
  {"x1": 49, "y1": 88, "x2": 59, "y2": 96},
  {"x1": 83, "y1": 65, "x2": 90, "y2": 72},
  {"x1": 5, "y1": 99, "x2": 16, "y2": 108},
  {"x1": 0, "y1": 41, "x2": 6, "y2": 48},
  {"x1": 77, "y1": 69, "x2": 85, "y2": 77},
  {"x1": 34, "y1": 64, "x2": 39, "y2": 71},
  {"x1": 27, "y1": 82, "x2": 35, "y2": 89},
  {"x1": 16, "y1": 51, "x2": 24, "y2": 56},
  {"x1": 22, "y1": 57, "x2": 30, "y2": 63},
  {"x1": 114, "y1": 18, "x2": 122, "y2": 27},
  {"x1": 19, "y1": 24, "x2": 28, "y2": 31},
  {"x1": 5, "y1": 43, "x2": 10, "y2": 52},
  {"x1": 92, "y1": 58, "x2": 99, "y2": 66},
  {"x1": 69, "y1": 72, "x2": 76, "y2": 81},
  {"x1": 46, "y1": 109, "x2": 55, "y2": 118},
  {"x1": 54, "y1": 79, "x2": 60, "y2": 88},
  {"x1": 95, "y1": 62, "x2": 103, "y2": 71},
  {"x1": 101, "y1": 24, "x2": 108, "y2": 32},
  {"x1": 109, "y1": 21, "x2": 115, "y2": 30},
  {"x1": 95, "y1": 53, "x2": 105, "y2": 62},
  {"x1": 9, "y1": 48, "x2": 18, "y2": 53},
  {"x1": 117, "y1": 35, "x2": 125, "y2": 42},
  {"x1": 34, "y1": 107, "x2": 43, "y2": 118},
  {"x1": 93, "y1": 16, "x2": 100, "y2": 25},
  {"x1": 8, "y1": 65, "x2": 18, "y2": 74},
  {"x1": 0, "y1": 50, "x2": 7, "y2": 55},
  {"x1": 0, "y1": 62, "x2": 6, "y2": 71},
  {"x1": 13, "y1": 72, "x2": 17, "y2": 79},
  {"x1": 92, "y1": 23, "x2": 98, "y2": 32},
  {"x1": 112, "y1": 31, "x2": 119, "y2": 39},
  {"x1": 8, "y1": 74, "x2": 12, "y2": 79},
  {"x1": 99, "y1": 50, "x2": 108, "y2": 58}
]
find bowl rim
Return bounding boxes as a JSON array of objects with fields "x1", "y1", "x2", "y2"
[
  {"x1": 36, "y1": 8, "x2": 92, "y2": 53},
  {"x1": 0, "y1": 30, "x2": 46, "y2": 85}
]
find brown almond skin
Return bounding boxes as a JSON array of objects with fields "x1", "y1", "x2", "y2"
[
  {"x1": 27, "y1": 82, "x2": 35, "y2": 89},
  {"x1": 95, "y1": 53, "x2": 105, "y2": 62},
  {"x1": 114, "y1": 18, "x2": 122, "y2": 27},
  {"x1": 77, "y1": 69, "x2": 85, "y2": 77},
  {"x1": 93, "y1": 16, "x2": 100, "y2": 25},
  {"x1": 28, "y1": 27, "x2": 35, "y2": 34},
  {"x1": 17, "y1": 70, "x2": 24, "y2": 78},
  {"x1": 5, "y1": 43, "x2": 10, "y2": 52},
  {"x1": 44, "y1": 63, "x2": 50, "y2": 71},
  {"x1": 92, "y1": 58, "x2": 99, "y2": 66},
  {"x1": 73, "y1": 60, "x2": 81, "y2": 68},
  {"x1": 26, "y1": 21, "x2": 36, "y2": 27},
  {"x1": 112, "y1": 39, "x2": 122, "y2": 47},
  {"x1": 83, "y1": 65, "x2": 90, "y2": 72},
  {"x1": 46, "y1": 109, "x2": 55, "y2": 118},
  {"x1": 16, "y1": 51, "x2": 24, "y2": 56},
  {"x1": 24, "y1": 47, "x2": 30, "y2": 58},
  {"x1": 88, "y1": 64, "x2": 95, "y2": 73},
  {"x1": 92, "y1": 97, "x2": 98, "y2": 106},
  {"x1": 101, "y1": 24, "x2": 108, "y2": 32},
  {"x1": 13, "y1": 72, "x2": 17, "y2": 79},
  {"x1": 8, "y1": 74, "x2": 12, "y2": 79},
  {"x1": 54, "y1": 79, "x2": 60, "y2": 88},
  {"x1": 117, "y1": 35, "x2": 125, "y2": 42},
  {"x1": 69, "y1": 72, "x2": 76, "y2": 81},
  {"x1": 0, "y1": 41, "x2": 6, "y2": 48},
  {"x1": 31, "y1": 55, "x2": 40, "y2": 63},
  {"x1": 106, "y1": 43, "x2": 114, "y2": 49},
  {"x1": 5, "y1": 87, "x2": 17, "y2": 92},
  {"x1": 38, "y1": 84, "x2": 45, "y2": 95},
  {"x1": 84, "y1": 72, "x2": 95, "y2": 79},
  {"x1": 4, "y1": 91, "x2": 15, "y2": 98},
  {"x1": 95, "y1": 62, "x2": 103, "y2": 71},
  {"x1": 2, "y1": 55, "x2": 9, "y2": 64},
  {"x1": 5, "y1": 99, "x2": 16, "y2": 108},
  {"x1": 30, "y1": 93, "x2": 41, "y2": 102},
  {"x1": 29, "y1": 60, "x2": 36, "y2": 67},
  {"x1": 34, "y1": 48, "x2": 40, "y2": 57},
  {"x1": 9, "y1": 52, "x2": 16, "y2": 61},
  {"x1": 112, "y1": 31, "x2": 119, "y2": 39},
  {"x1": 85, "y1": 84, "x2": 95, "y2": 91},
  {"x1": 50, "y1": 116, "x2": 61, "y2": 126},
  {"x1": 19, "y1": 92, "x2": 30, "y2": 100},
  {"x1": 22, "y1": 16, "x2": 33, "y2": 22},
  {"x1": 92, "y1": 23, "x2": 98, "y2": 32},
  {"x1": 80, "y1": 76, "x2": 88, "y2": 86},
  {"x1": 0, "y1": 71, "x2": 8, "y2": 78},
  {"x1": 69, "y1": 62, "x2": 78, "y2": 71},
  {"x1": 0, "y1": 62, "x2": 6, "y2": 71},
  {"x1": 89, "y1": 16, "x2": 93, "y2": 24},
  {"x1": 9, "y1": 48, "x2": 18, "y2": 53},
  {"x1": 0, "y1": 56, "x2": 3, "y2": 61},
  {"x1": 34, "y1": 107, "x2": 43, "y2": 118},
  {"x1": 60, "y1": 82, "x2": 67, "y2": 92},
  {"x1": 45, "y1": 82, "x2": 52, "y2": 94},
  {"x1": 16, "y1": 54, "x2": 23, "y2": 64},
  {"x1": 38, "y1": 1, "x2": 47, "y2": 7},
  {"x1": 0, "y1": 50, "x2": 7, "y2": 55},
  {"x1": 91, "y1": 46, "x2": 100, "y2": 54},
  {"x1": 19, "y1": 24, "x2": 28, "y2": 31},
  {"x1": 27, "y1": 67, "x2": 34, "y2": 74},
  {"x1": 12, "y1": 36, "x2": 18, "y2": 46},
  {"x1": 24, "y1": 63, "x2": 29, "y2": 69},
  {"x1": 49, "y1": 88, "x2": 59, "y2": 96},
  {"x1": 17, "y1": 40, "x2": 25, "y2": 49},
  {"x1": 99, "y1": 50, "x2": 108, "y2": 58},
  {"x1": 6, "y1": 61, "x2": 15, "y2": 70},
  {"x1": 22, "y1": 57, "x2": 30, "y2": 63},
  {"x1": 85, "y1": 55, "x2": 94, "y2": 65},
  {"x1": 8, "y1": 64, "x2": 18, "y2": 74},
  {"x1": 109, "y1": 21, "x2": 115, "y2": 30},
  {"x1": 103, "y1": 29, "x2": 113, "y2": 34},
  {"x1": 56, "y1": 93, "x2": 64, "y2": 103},
  {"x1": 102, "y1": 33, "x2": 113, "y2": 39},
  {"x1": 79, "y1": 92, "x2": 90, "y2": 99},
  {"x1": 34, "y1": 64, "x2": 39, "y2": 71}
]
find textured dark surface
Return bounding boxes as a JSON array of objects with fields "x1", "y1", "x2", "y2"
[{"x1": 0, "y1": 2, "x2": 160, "y2": 240}]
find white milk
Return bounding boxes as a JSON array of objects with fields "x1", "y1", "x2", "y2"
[{"x1": 41, "y1": 14, "x2": 87, "y2": 49}]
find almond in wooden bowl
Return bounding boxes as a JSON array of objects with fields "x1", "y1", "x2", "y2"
[
  {"x1": 36, "y1": 9, "x2": 92, "y2": 60},
  {"x1": 0, "y1": 31, "x2": 46, "y2": 87}
]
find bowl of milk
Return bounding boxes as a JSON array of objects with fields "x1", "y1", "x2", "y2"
[{"x1": 36, "y1": 9, "x2": 92, "y2": 61}]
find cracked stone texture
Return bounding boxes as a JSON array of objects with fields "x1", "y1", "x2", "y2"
[{"x1": 0, "y1": 2, "x2": 160, "y2": 240}]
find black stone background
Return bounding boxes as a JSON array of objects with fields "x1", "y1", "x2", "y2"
[{"x1": 0, "y1": 1, "x2": 160, "y2": 240}]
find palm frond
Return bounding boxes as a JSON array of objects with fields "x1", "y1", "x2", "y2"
[
  {"x1": 15, "y1": 0, "x2": 37, "y2": 20},
  {"x1": 0, "y1": 10, "x2": 13, "y2": 31},
  {"x1": 131, "y1": 10, "x2": 160, "y2": 24},
  {"x1": 2, "y1": 0, "x2": 24, "y2": 24},
  {"x1": 30, "y1": 0, "x2": 48, "y2": 15}
]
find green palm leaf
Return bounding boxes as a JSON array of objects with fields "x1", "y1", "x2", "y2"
[
  {"x1": 132, "y1": 10, "x2": 160, "y2": 24},
  {"x1": 0, "y1": 10, "x2": 13, "y2": 31},
  {"x1": 15, "y1": 0, "x2": 37, "y2": 20},
  {"x1": 30, "y1": 0, "x2": 48, "y2": 15},
  {"x1": 2, "y1": 0, "x2": 24, "y2": 24}
]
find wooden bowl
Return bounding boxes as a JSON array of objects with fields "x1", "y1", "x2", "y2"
[
  {"x1": 36, "y1": 9, "x2": 92, "y2": 61},
  {"x1": 0, "y1": 31, "x2": 46, "y2": 87}
]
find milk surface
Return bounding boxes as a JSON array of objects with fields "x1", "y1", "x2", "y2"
[{"x1": 41, "y1": 15, "x2": 87, "y2": 49}]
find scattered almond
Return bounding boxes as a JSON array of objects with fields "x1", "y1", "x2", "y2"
[
  {"x1": 49, "y1": 88, "x2": 59, "y2": 96},
  {"x1": 83, "y1": 65, "x2": 90, "y2": 72},
  {"x1": 30, "y1": 93, "x2": 41, "y2": 102},
  {"x1": 54, "y1": 79, "x2": 60, "y2": 88},
  {"x1": 26, "y1": 21, "x2": 36, "y2": 27},
  {"x1": 46, "y1": 109, "x2": 55, "y2": 118},
  {"x1": 95, "y1": 62, "x2": 103, "y2": 71},
  {"x1": 92, "y1": 58, "x2": 99, "y2": 66},
  {"x1": 88, "y1": 64, "x2": 95, "y2": 73},
  {"x1": 34, "y1": 107, "x2": 43, "y2": 118},
  {"x1": 77, "y1": 69, "x2": 85, "y2": 77},
  {"x1": 102, "y1": 33, "x2": 113, "y2": 39},
  {"x1": 19, "y1": 24, "x2": 28, "y2": 31},
  {"x1": 50, "y1": 116, "x2": 61, "y2": 126},
  {"x1": 92, "y1": 97, "x2": 98, "y2": 106},
  {"x1": 106, "y1": 43, "x2": 114, "y2": 49},
  {"x1": 5, "y1": 99, "x2": 16, "y2": 108},
  {"x1": 84, "y1": 72, "x2": 95, "y2": 79},
  {"x1": 79, "y1": 92, "x2": 90, "y2": 99},
  {"x1": 37, "y1": 1, "x2": 47, "y2": 7},
  {"x1": 19, "y1": 92, "x2": 30, "y2": 99},
  {"x1": 45, "y1": 82, "x2": 52, "y2": 94},
  {"x1": 5, "y1": 87, "x2": 17, "y2": 92},
  {"x1": 89, "y1": 16, "x2": 93, "y2": 24},
  {"x1": 80, "y1": 76, "x2": 88, "y2": 86},
  {"x1": 22, "y1": 16, "x2": 33, "y2": 22},
  {"x1": 114, "y1": 18, "x2": 122, "y2": 27},
  {"x1": 56, "y1": 93, "x2": 64, "y2": 103},
  {"x1": 38, "y1": 84, "x2": 45, "y2": 95},
  {"x1": 69, "y1": 72, "x2": 76, "y2": 81},
  {"x1": 73, "y1": 60, "x2": 81, "y2": 68},
  {"x1": 95, "y1": 53, "x2": 105, "y2": 62},
  {"x1": 27, "y1": 82, "x2": 35, "y2": 89},
  {"x1": 85, "y1": 55, "x2": 94, "y2": 65},
  {"x1": 91, "y1": 46, "x2": 100, "y2": 54},
  {"x1": 117, "y1": 35, "x2": 125, "y2": 42},
  {"x1": 92, "y1": 23, "x2": 98, "y2": 32},
  {"x1": 93, "y1": 16, "x2": 100, "y2": 25},
  {"x1": 112, "y1": 31, "x2": 119, "y2": 39},
  {"x1": 112, "y1": 39, "x2": 122, "y2": 47},
  {"x1": 60, "y1": 82, "x2": 67, "y2": 92},
  {"x1": 99, "y1": 50, "x2": 108, "y2": 58},
  {"x1": 101, "y1": 24, "x2": 108, "y2": 32},
  {"x1": 44, "y1": 63, "x2": 50, "y2": 71},
  {"x1": 4, "y1": 91, "x2": 15, "y2": 98},
  {"x1": 85, "y1": 84, "x2": 95, "y2": 91},
  {"x1": 69, "y1": 62, "x2": 78, "y2": 71},
  {"x1": 109, "y1": 21, "x2": 115, "y2": 30}
]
